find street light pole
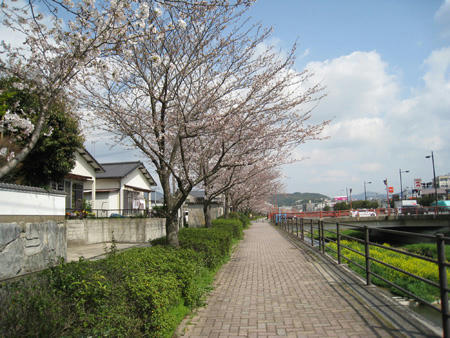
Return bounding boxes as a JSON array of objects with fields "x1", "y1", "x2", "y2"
[
  {"x1": 349, "y1": 188, "x2": 352, "y2": 210},
  {"x1": 426, "y1": 151, "x2": 438, "y2": 206},
  {"x1": 399, "y1": 169, "x2": 410, "y2": 201},
  {"x1": 364, "y1": 181, "x2": 372, "y2": 201}
]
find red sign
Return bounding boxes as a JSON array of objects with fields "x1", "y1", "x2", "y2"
[
  {"x1": 388, "y1": 186, "x2": 394, "y2": 193},
  {"x1": 414, "y1": 179, "x2": 422, "y2": 189}
]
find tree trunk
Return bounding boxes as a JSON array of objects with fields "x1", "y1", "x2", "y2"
[
  {"x1": 165, "y1": 212, "x2": 179, "y2": 247},
  {"x1": 204, "y1": 201, "x2": 212, "y2": 228},
  {"x1": 224, "y1": 192, "x2": 229, "y2": 218},
  {"x1": 160, "y1": 171, "x2": 180, "y2": 247}
]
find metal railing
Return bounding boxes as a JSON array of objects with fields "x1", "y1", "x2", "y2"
[
  {"x1": 65, "y1": 208, "x2": 152, "y2": 219},
  {"x1": 271, "y1": 214, "x2": 450, "y2": 337},
  {"x1": 269, "y1": 206, "x2": 449, "y2": 219}
]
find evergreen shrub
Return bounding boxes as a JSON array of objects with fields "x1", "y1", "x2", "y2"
[
  {"x1": 212, "y1": 218, "x2": 243, "y2": 239},
  {"x1": 178, "y1": 227, "x2": 232, "y2": 269}
]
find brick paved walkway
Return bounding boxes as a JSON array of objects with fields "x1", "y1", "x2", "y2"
[{"x1": 179, "y1": 220, "x2": 437, "y2": 337}]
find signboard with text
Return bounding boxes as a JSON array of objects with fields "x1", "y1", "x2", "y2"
[
  {"x1": 333, "y1": 196, "x2": 348, "y2": 201},
  {"x1": 388, "y1": 186, "x2": 394, "y2": 193},
  {"x1": 414, "y1": 178, "x2": 422, "y2": 189}
]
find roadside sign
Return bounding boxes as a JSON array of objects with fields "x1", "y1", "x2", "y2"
[
  {"x1": 388, "y1": 186, "x2": 394, "y2": 193},
  {"x1": 414, "y1": 179, "x2": 422, "y2": 189}
]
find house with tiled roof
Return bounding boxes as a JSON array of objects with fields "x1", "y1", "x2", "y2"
[
  {"x1": 51, "y1": 147, "x2": 105, "y2": 212},
  {"x1": 84, "y1": 161, "x2": 157, "y2": 216}
]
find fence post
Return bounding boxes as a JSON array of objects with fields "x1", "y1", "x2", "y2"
[
  {"x1": 296, "y1": 217, "x2": 298, "y2": 237},
  {"x1": 437, "y1": 233, "x2": 449, "y2": 338},
  {"x1": 320, "y1": 220, "x2": 325, "y2": 254},
  {"x1": 301, "y1": 218, "x2": 304, "y2": 241},
  {"x1": 364, "y1": 226, "x2": 371, "y2": 286},
  {"x1": 337, "y1": 222, "x2": 341, "y2": 264},
  {"x1": 310, "y1": 219, "x2": 314, "y2": 246}
]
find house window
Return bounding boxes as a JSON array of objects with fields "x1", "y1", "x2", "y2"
[
  {"x1": 72, "y1": 183, "x2": 83, "y2": 210},
  {"x1": 124, "y1": 190, "x2": 138, "y2": 208},
  {"x1": 123, "y1": 190, "x2": 143, "y2": 215},
  {"x1": 65, "y1": 181, "x2": 71, "y2": 209},
  {"x1": 51, "y1": 180, "x2": 64, "y2": 191}
]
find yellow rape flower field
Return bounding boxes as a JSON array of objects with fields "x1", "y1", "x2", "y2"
[{"x1": 326, "y1": 240, "x2": 450, "y2": 302}]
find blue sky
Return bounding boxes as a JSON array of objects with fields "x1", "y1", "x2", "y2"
[
  {"x1": 237, "y1": 0, "x2": 450, "y2": 197},
  {"x1": 250, "y1": 1, "x2": 443, "y2": 88},
  {"x1": 24, "y1": 0, "x2": 446, "y2": 198}
]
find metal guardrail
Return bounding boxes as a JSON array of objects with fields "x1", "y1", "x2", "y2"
[
  {"x1": 271, "y1": 215, "x2": 450, "y2": 337},
  {"x1": 268, "y1": 206, "x2": 449, "y2": 219}
]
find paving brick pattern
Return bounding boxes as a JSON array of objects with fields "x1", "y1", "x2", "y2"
[{"x1": 180, "y1": 221, "x2": 404, "y2": 337}]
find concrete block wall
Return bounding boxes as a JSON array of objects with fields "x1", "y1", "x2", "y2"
[
  {"x1": 66, "y1": 218, "x2": 166, "y2": 245},
  {"x1": 0, "y1": 221, "x2": 66, "y2": 281},
  {"x1": 185, "y1": 204, "x2": 223, "y2": 228}
]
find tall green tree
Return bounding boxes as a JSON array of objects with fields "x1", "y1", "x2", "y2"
[{"x1": 0, "y1": 78, "x2": 83, "y2": 187}]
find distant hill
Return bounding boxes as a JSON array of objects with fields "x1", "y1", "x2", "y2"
[{"x1": 272, "y1": 192, "x2": 330, "y2": 207}]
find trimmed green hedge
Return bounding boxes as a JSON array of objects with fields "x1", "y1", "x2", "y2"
[
  {"x1": 212, "y1": 218, "x2": 243, "y2": 240},
  {"x1": 179, "y1": 227, "x2": 232, "y2": 269},
  {"x1": 227, "y1": 212, "x2": 250, "y2": 229},
  {"x1": 0, "y1": 222, "x2": 243, "y2": 337}
]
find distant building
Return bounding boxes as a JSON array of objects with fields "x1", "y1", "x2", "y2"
[{"x1": 436, "y1": 174, "x2": 450, "y2": 189}]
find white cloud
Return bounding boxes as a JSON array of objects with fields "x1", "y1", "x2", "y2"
[
  {"x1": 306, "y1": 51, "x2": 399, "y2": 122},
  {"x1": 284, "y1": 49, "x2": 450, "y2": 196},
  {"x1": 300, "y1": 48, "x2": 310, "y2": 58},
  {"x1": 359, "y1": 162, "x2": 383, "y2": 173},
  {"x1": 435, "y1": 0, "x2": 450, "y2": 38}
]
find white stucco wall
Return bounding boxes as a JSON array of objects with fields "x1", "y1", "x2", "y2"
[
  {"x1": 123, "y1": 169, "x2": 153, "y2": 191},
  {"x1": 72, "y1": 152, "x2": 96, "y2": 179},
  {"x1": 109, "y1": 193, "x2": 120, "y2": 211},
  {"x1": 71, "y1": 151, "x2": 98, "y2": 208},
  {"x1": 0, "y1": 188, "x2": 65, "y2": 216},
  {"x1": 96, "y1": 179, "x2": 120, "y2": 190}
]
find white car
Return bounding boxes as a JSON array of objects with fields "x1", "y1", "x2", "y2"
[{"x1": 352, "y1": 209, "x2": 376, "y2": 217}]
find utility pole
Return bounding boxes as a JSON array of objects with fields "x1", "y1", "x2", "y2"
[
  {"x1": 364, "y1": 181, "x2": 372, "y2": 201},
  {"x1": 426, "y1": 151, "x2": 438, "y2": 211},
  {"x1": 399, "y1": 169, "x2": 409, "y2": 201},
  {"x1": 384, "y1": 179, "x2": 390, "y2": 215},
  {"x1": 350, "y1": 188, "x2": 352, "y2": 210}
]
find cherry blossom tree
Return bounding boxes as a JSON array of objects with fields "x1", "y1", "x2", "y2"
[
  {"x1": 0, "y1": 0, "x2": 252, "y2": 179},
  {"x1": 199, "y1": 150, "x2": 290, "y2": 226},
  {"x1": 226, "y1": 166, "x2": 283, "y2": 214},
  {"x1": 76, "y1": 1, "x2": 327, "y2": 246}
]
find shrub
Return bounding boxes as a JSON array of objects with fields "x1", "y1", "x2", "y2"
[
  {"x1": 179, "y1": 228, "x2": 232, "y2": 269},
  {"x1": 1, "y1": 216, "x2": 245, "y2": 336},
  {"x1": 0, "y1": 273, "x2": 69, "y2": 337},
  {"x1": 212, "y1": 218, "x2": 243, "y2": 239},
  {"x1": 0, "y1": 246, "x2": 209, "y2": 337},
  {"x1": 228, "y1": 212, "x2": 251, "y2": 228}
]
